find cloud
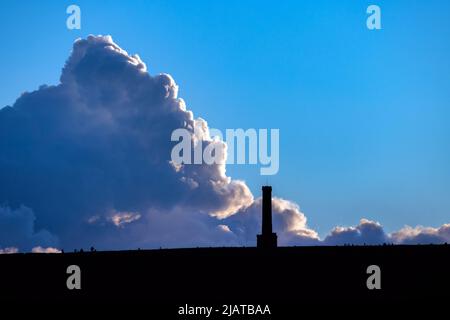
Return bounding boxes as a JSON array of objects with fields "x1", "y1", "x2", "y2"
[
  {"x1": 391, "y1": 224, "x2": 450, "y2": 244},
  {"x1": 321, "y1": 219, "x2": 450, "y2": 246},
  {"x1": 323, "y1": 219, "x2": 388, "y2": 245},
  {"x1": 222, "y1": 197, "x2": 319, "y2": 246},
  {"x1": 108, "y1": 210, "x2": 141, "y2": 228},
  {"x1": 31, "y1": 246, "x2": 62, "y2": 253},
  {"x1": 0, "y1": 206, "x2": 59, "y2": 251},
  {"x1": 0, "y1": 35, "x2": 253, "y2": 250},
  {"x1": 0, "y1": 247, "x2": 19, "y2": 254},
  {"x1": 0, "y1": 35, "x2": 448, "y2": 250}
]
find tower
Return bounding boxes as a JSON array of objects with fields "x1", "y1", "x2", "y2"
[{"x1": 257, "y1": 186, "x2": 278, "y2": 248}]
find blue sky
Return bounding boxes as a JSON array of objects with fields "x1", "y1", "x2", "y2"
[{"x1": 1, "y1": 0, "x2": 449, "y2": 238}]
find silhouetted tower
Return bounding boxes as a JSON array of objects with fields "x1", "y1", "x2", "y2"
[{"x1": 257, "y1": 186, "x2": 278, "y2": 248}]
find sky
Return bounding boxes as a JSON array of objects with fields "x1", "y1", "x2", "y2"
[{"x1": 0, "y1": 1, "x2": 449, "y2": 250}]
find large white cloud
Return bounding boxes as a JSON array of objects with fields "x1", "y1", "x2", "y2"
[
  {"x1": 0, "y1": 35, "x2": 448, "y2": 251},
  {"x1": 0, "y1": 35, "x2": 254, "y2": 250}
]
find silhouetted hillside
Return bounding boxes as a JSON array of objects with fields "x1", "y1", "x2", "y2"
[{"x1": 1, "y1": 245, "x2": 449, "y2": 310}]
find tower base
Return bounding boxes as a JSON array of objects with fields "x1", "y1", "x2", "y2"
[{"x1": 257, "y1": 233, "x2": 278, "y2": 248}]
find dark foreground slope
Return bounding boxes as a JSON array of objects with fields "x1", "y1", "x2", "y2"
[{"x1": 0, "y1": 245, "x2": 449, "y2": 308}]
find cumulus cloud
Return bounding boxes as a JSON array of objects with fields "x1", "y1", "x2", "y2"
[
  {"x1": 31, "y1": 246, "x2": 62, "y2": 253},
  {"x1": 0, "y1": 247, "x2": 19, "y2": 254},
  {"x1": 320, "y1": 219, "x2": 450, "y2": 246},
  {"x1": 391, "y1": 224, "x2": 450, "y2": 244},
  {"x1": 222, "y1": 197, "x2": 319, "y2": 246},
  {"x1": 0, "y1": 206, "x2": 58, "y2": 251},
  {"x1": 323, "y1": 219, "x2": 388, "y2": 245},
  {"x1": 108, "y1": 210, "x2": 141, "y2": 228},
  {"x1": 0, "y1": 35, "x2": 254, "y2": 250},
  {"x1": 0, "y1": 35, "x2": 448, "y2": 250}
]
